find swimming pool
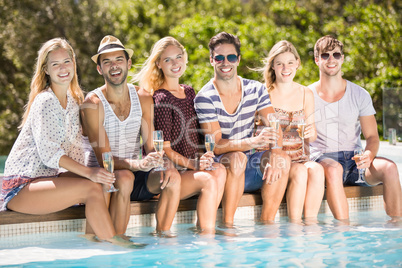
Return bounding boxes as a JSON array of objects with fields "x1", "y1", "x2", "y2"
[{"x1": 0, "y1": 210, "x2": 400, "y2": 267}]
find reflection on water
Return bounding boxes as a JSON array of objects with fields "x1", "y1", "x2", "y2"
[{"x1": 0, "y1": 210, "x2": 401, "y2": 267}]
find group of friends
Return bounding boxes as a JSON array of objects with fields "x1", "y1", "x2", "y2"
[{"x1": 1, "y1": 31, "x2": 401, "y2": 248}]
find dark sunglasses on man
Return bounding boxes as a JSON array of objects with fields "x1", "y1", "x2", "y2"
[
  {"x1": 213, "y1": 54, "x2": 239, "y2": 63},
  {"x1": 320, "y1": 52, "x2": 342, "y2": 60}
]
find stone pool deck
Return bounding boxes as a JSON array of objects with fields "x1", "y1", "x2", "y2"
[{"x1": 0, "y1": 141, "x2": 401, "y2": 237}]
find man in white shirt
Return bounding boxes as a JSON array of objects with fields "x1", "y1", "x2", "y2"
[
  {"x1": 82, "y1": 35, "x2": 181, "y2": 237},
  {"x1": 310, "y1": 35, "x2": 402, "y2": 221}
]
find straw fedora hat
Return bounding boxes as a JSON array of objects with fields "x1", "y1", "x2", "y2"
[{"x1": 91, "y1": 35, "x2": 134, "y2": 63}]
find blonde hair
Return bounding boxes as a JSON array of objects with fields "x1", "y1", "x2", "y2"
[
  {"x1": 133, "y1": 36, "x2": 187, "y2": 95},
  {"x1": 20, "y1": 38, "x2": 84, "y2": 128},
  {"x1": 261, "y1": 40, "x2": 301, "y2": 92}
]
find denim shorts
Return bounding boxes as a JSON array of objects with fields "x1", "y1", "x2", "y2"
[
  {"x1": 316, "y1": 151, "x2": 373, "y2": 186},
  {"x1": 0, "y1": 183, "x2": 28, "y2": 211},
  {"x1": 215, "y1": 151, "x2": 266, "y2": 193},
  {"x1": 130, "y1": 170, "x2": 157, "y2": 201}
]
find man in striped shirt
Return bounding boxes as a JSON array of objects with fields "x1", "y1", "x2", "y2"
[{"x1": 194, "y1": 32, "x2": 290, "y2": 227}]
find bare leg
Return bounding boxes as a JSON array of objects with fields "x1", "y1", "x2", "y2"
[
  {"x1": 365, "y1": 157, "x2": 402, "y2": 218},
  {"x1": 286, "y1": 162, "x2": 308, "y2": 221},
  {"x1": 212, "y1": 163, "x2": 227, "y2": 210},
  {"x1": 109, "y1": 169, "x2": 135, "y2": 235},
  {"x1": 7, "y1": 177, "x2": 115, "y2": 240},
  {"x1": 304, "y1": 161, "x2": 325, "y2": 219},
  {"x1": 84, "y1": 190, "x2": 110, "y2": 237},
  {"x1": 260, "y1": 152, "x2": 290, "y2": 222},
  {"x1": 219, "y1": 152, "x2": 248, "y2": 227},
  {"x1": 179, "y1": 164, "x2": 226, "y2": 231},
  {"x1": 147, "y1": 168, "x2": 181, "y2": 231},
  {"x1": 83, "y1": 170, "x2": 134, "y2": 236},
  {"x1": 320, "y1": 159, "x2": 349, "y2": 220}
]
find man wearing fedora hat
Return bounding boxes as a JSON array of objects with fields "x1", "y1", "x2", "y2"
[{"x1": 81, "y1": 35, "x2": 181, "y2": 237}]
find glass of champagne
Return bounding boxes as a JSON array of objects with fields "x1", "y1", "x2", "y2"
[
  {"x1": 205, "y1": 134, "x2": 216, "y2": 170},
  {"x1": 353, "y1": 149, "x2": 366, "y2": 183},
  {"x1": 297, "y1": 119, "x2": 306, "y2": 158},
  {"x1": 153, "y1": 130, "x2": 166, "y2": 171},
  {"x1": 102, "y1": 152, "x2": 119, "y2": 192},
  {"x1": 268, "y1": 113, "x2": 280, "y2": 149}
]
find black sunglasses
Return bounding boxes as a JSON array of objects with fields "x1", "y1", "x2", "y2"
[
  {"x1": 213, "y1": 54, "x2": 238, "y2": 63},
  {"x1": 320, "y1": 52, "x2": 342, "y2": 60}
]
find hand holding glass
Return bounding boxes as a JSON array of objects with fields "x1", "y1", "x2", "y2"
[
  {"x1": 297, "y1": 119, "x2": 306, "y2": 158},
  {"x1": 353, "y1": 149, "x2": 366, "y2": 183},
  {"x1": 102, "y1": 152, "x2": 119, "y2": 192},
  {"x1": 205, "y1": 134, "x2": 216, "y2": 170},
  {"x1": 153, "y1": 130, "x2": 166, "y2": 171},
  {"x1": 268, "y1": 113, "x2": 280, "y2": 149}
]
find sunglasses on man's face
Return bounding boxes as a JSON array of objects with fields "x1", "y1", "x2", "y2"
[
  {"x1": 320, "y1": 52, "x2": 342, "y2": 60},
  {"x1": 213, "y1": 54, "x2": 238, "y2": 64}
]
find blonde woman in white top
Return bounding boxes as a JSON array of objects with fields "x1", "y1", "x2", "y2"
[{"x1": 0, "y1": 38, "x2": 141, "y2": 248}]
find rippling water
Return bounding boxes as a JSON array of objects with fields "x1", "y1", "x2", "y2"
[{"x1": 0, "y1": 210, "x2": 401, "y2": 267}]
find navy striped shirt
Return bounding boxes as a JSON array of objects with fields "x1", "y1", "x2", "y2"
[{"x1": 194, "y1": 76, "x2": 271, "y2": 140}]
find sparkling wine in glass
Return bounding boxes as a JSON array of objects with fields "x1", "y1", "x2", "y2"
[
  {"x1": 102, "y1": 152, "x2": 118, "y2": 192},
  {"x1": 153, "y1": 130, "x2": 166, "y2": 171},
  {"x1": 353, "y1": 149, "x2": 366, "y2": 183},
  {"x1": 297, "y1": 120, "x2": 306, "y2": 158},
  {"x1": 205, "y1": 134, "x2": 216, "y2": 170},
  {"x1": 268, "y1": 113, "x2": 280, "y2": 149}
]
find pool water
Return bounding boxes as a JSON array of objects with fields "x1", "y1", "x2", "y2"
[{"x1": 0, "y1": 210, "x2": 401, "y2": 267}]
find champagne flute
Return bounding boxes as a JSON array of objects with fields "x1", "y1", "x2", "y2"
[
  {"x1": 153, "y1": 130, "x2": 166, "y2": 171},
  {"x1": 205, "y1": 134, "x2": 216, "y2": 170},
  {"x1": 353, "y1": 149, "x2": 366, "y2": 183},
  {"x1": 268, "y1": 113, "x2": 280, "y2": 149},
  {"x1": 102, "y1": 152, "x2": 119, "y2": 192},
  {"x1": 297, "y1": 119, "x2": 306, "y2": 158}
]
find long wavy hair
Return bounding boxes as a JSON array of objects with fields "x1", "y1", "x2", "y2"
[
  {"x1": 133, "y1": 36, "x2": 187, "y2": 95},
  {"x1": 20, "y1": 38, "x2": 84, "y2": 128},
  {"x1": 261, "y1": 40, "x2": 301, "y2": 93}
]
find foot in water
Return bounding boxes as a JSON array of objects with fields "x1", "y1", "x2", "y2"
[
  {"x1": 79, "y1": 234, "x2": 100, "y2": 242},
  {"x1": 105, "y1": 235, "x2": 148, "y2": 249},
  {"x1": 217, "y1": 222, "x2": 236, "y2": 229},
  {"x1": 150, "y1": 230, "x2": 177, "y2": 238}
]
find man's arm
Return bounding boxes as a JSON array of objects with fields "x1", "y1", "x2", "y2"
[
  {"x1": 81, "y1": 92, "x2": 111, "y2": 167},
  {"x1": 198, "y1": 121, "x2": 253, "y2": 155},
  {"x1": 360, "y1": 114, "x2": 380, "y2": 165},
  {"x1": 257, "y1": 106, "x2": 283, "y2": 152},
  {"x1": 198, "y1": 106, "x2": 280, "y2": 156}
]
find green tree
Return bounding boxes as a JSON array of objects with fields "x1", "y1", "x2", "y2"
[{"x1": 0, "y1": 0, "x2": 400, "y2": 155}]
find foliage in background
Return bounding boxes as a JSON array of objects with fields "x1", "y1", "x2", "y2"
[{"x1": 0, "y1": 0, "x2": 400, "y2": 154}]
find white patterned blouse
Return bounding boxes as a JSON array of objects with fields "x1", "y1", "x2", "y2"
[{"x1": 1, "y1": 88, "x2": 85, "y2": 210}]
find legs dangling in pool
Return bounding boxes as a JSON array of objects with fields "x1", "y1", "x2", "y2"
[
  {"x1": 7, "y1": 176, "x2": 116, "y2": 240},
  {"x1": 286, "y1": 161, "x2": 325, "y2": 221}
]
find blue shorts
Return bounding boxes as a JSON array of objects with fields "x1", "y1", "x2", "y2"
[
  {"x1": 216, "y1": 151, "x2": 266, "y2": 193},
  {"x1": 130, "y1": 171, "x2": 157, "y2": 201},
  {"x1": 316, "y1": 151, "x2": 374, "y2": 186},
  {"x1": 0, "y1": 183, "x2": 27, "y2": 211}
]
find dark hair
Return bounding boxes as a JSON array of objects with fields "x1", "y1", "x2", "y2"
[
  {"x1": 314, "y1": 35, "x2": 344, "y2": 58},
  {"x1": 208, "y1": 32, "x2": 241, "y2": 57},
  {"x1": 97, "y1": 50, "x2": 130, "y2": 66}
]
